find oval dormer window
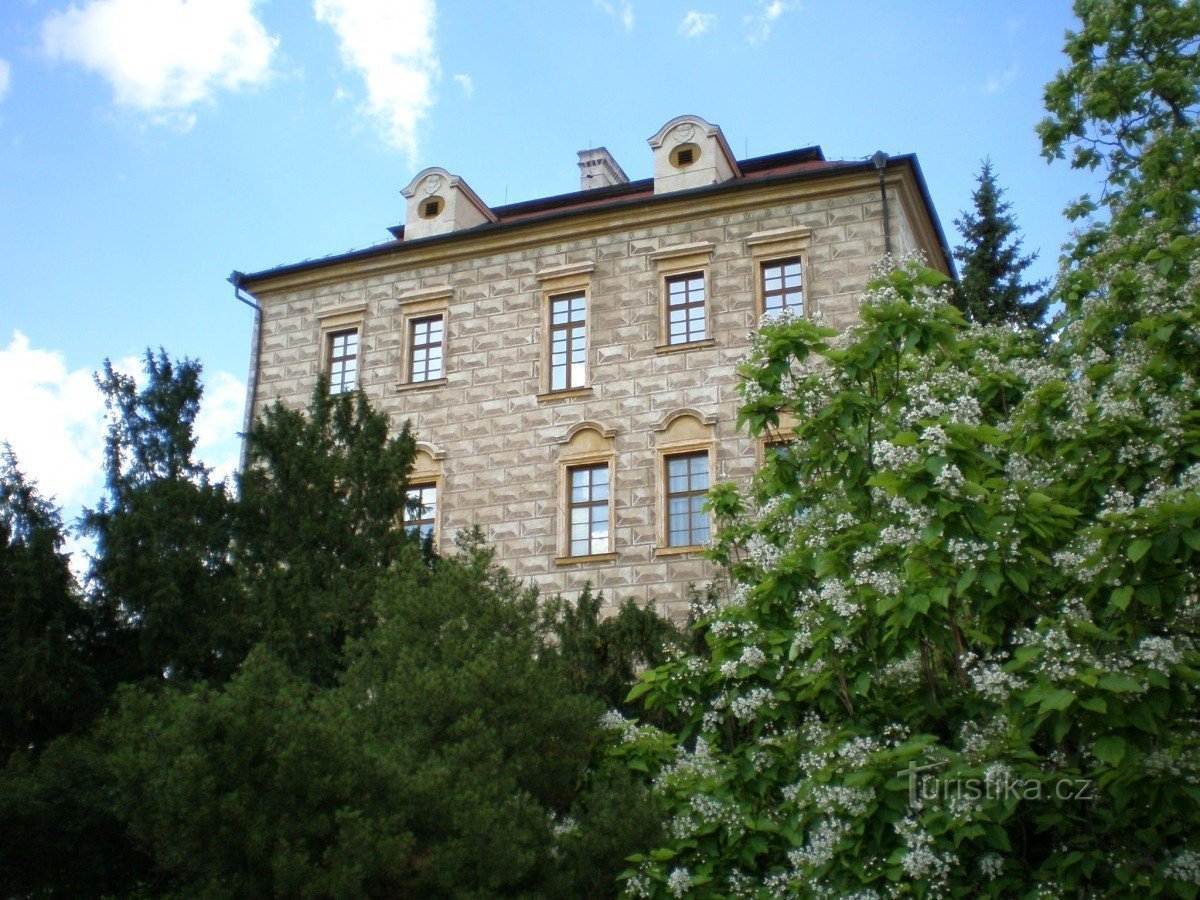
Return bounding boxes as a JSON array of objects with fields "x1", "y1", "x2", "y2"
[
  {"x1": 669, "y1": 144, "x2": 701, "y2": 169},
  {"x1": 420, "y1": 196, "x2": 444, "y2": 219}
]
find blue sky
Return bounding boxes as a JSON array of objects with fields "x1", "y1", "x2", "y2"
[{"x1": 0, "y1": 0, "x2": 1103, "y2": 520}]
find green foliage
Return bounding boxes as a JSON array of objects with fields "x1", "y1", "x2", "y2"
[
  {"x1": 1038, "y1": 0, "x2": 1200, "y2": 233},
  {"x1": 81, "y1": 350, "x2": 240, "y2": 685},
  {"x1": 546, "y1": 585, "x2": 687, "y2": 717},
  {"x1": 951, "y1": 160, "x2": 1049, "y2": 329},
  {"x1": 613, "y1": 252, "x2": 1200, "y2": 896},
  {"x1": 0, "y1": 732, "x2": 153, "y2": 897},
  {"x1": 106, "y1": 535, "x2": 655, "y2": 898},
  {"x1": 0, "y1": 447, "x2": 100, "y2": 755},
  {"x1": 610, "y1": 10, "x2": 1200, "y2": 894},
  {"x1": 235, "y1": 380, "x2": 419, "y2": 682}
]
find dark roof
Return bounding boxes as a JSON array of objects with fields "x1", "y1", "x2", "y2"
[{"x1": 235, "y1": 146, "x2": 951, "y2": 286}]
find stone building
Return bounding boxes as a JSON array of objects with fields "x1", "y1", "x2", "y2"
[{"x1": 231, "y1": 115, "x2": 952, "y2": 617}]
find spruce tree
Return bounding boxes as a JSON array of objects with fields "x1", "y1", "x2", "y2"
[{"x1": 951, "y1": 160, "x2": 1049, "y2": 328}]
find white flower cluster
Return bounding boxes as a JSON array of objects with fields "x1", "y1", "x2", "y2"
[
  {"x1": 933, "y1": 462, "x2": 965, "y2": 496},
  {"x1": 810, "y1": 783, "x2": 875, "y2": 817},
  {"x1": 747, "y1": 533, "x2": 783, "y2": 570},
  {"x1": 1005, "y1": 452, "x2": 1054, "y2": 489},
  {"x1": 730, "y1": 687, "x2": 776, "y2": 720},
  {"x1": 668, "y1": 813, "x2": 697, "y2": 840},
  {"x1": 872, "y1": 439, "x2": 921, "y2": 471},
  {"x1": 895, "y1": 814, "x2": 957, "y2": 888},
  {"x1": 709, "y1": 617, "x2": 760, "y2": 641},
  {"x1": 789, "y1": 817, "x2": 851, "y2": 869},
  {"x1": 875, "y1": 652, "x2": 923, "y2": 689},
  {"x1": 692, "y1": 793, "x2": 745, "y2": 838},
  {"x1": 654, "y1": 737, "x2": 720, "y2": 792},
  {"x1": 1013, "y1": 625, "x2": 1101, "y2": 682},
  {"x1": 1165, "y1": 849, "x2": 1200, "y2": 885},
  {"x1": 1053, "y1": 537, "x2": 1104, "y2": 582},
  {"x1": 947, "y1": 537, "x2": 990, "y2": 566},
  {"x1": 720, "y1": 644, "x2": 767, "y2": 679},
  {"x1": 625, "y1": 871, "x2": 653, "y2": 898},
  {"x1": 853, "y1": 567, "x2": 901, "y2": 597},
  {"x1": 1133, "y1": 634, "x2": 1188, "y2": 672},
  {"x1": 838, "y1": 735, "x2": 882, "y2": 769},
  {"x1": 958, "y1": 717, "x2": 1006, "y2": 757},
  {"x1": 667, "y1": 866, "x2": 693, "y2": 897},
  {"x1": 879, "y1": 522, "x2": 922, "y2": 550},
  {"x1": 920, "y1": 424, "x2": 950, "y2": 453},
  {"x1": 962, "y1": 651, "x2": 1027, "y2": 702},
  {"x1": 948, "y1": 395, "x2": 982, "y2": 427},
  {"x1": 820, "y1": 579, "x2": 861, "y2": 618},
  {"x1": 598, "y1": 709, "x2": 660, "y2": 745}
]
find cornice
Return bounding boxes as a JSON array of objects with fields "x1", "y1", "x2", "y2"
[{"x1": 244, "y1": 167, "x2": 934, "y2": 298}]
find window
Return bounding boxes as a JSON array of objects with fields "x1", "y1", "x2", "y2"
[
  {"x1": 327, "y1": 328, "x2": 359, "y2": 395},
  {"x1": 405, "y1": 483, "x2": 437, "y2": 542},
  {"x1": 746, "y1": 226, "x2": 812, "y2": 319},
  {"x1": 549, "y1": 292, "x2": 587, "y2": 391},
  {"x1": 665, "y1": 452, "x2": 710, "y2": 547},
  {"x1": 568, "y1": 464, "x2": 610, "y2": 556},
  {"x1": 536, "y1": 262, "x2": 593, "y2": 400},
  {"x1": 409, "y1": 315, "x2": 444, "y2": 383},
  {"x1": 398, "y1": 288, "x2": 451, "y2": 389},
  {"x1": 652, "y1": 243, "x2": 714, "y2": 352},
  {"x1": 762, "y1": 257, "x2": 804, "y2": 314},
  {"x1": 666, "y1": 273, "x2": 706, "y2": 345},
  {"x1": 556, "y1": 423, "x2": 616, "y2": 562}
]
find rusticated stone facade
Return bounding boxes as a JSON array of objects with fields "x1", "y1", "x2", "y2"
[{"x1": 235, "y1": 116, "x2": 951, "y2": 618}]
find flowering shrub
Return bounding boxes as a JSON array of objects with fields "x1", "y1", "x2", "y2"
[{"x1": 609, "y1": 242, "x2": 1200, "y2": 895}]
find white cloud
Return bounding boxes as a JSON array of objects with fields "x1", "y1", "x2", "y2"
[
  {"x1": 0, "y1": 333, "x2": 245, "y2": 521},
  {"x1": 193, "y1": 369, "x2": 246, "y2": 485},
  {"x1": 982, "y1": 63, "x2": 1019, "y2": 94},
  {"x1": 453, "y1": 72, "x2": 473, "y2": 99},
  {"x1": 41, "y1": 0, "x2": 277, "y2": 126},
  {"x1": 314, "y1": 0, "x2": 439, "y2": 159},
  {"x1": 593, "y1": 0, "x2": 634, "y2": 31},
  {"x1": 745, "y1": 0, "x2": 798, "y2": 44},
  {"x1": 0, "y1": 59, "x2": 11, "y2": 102},
  {"x1": 679, "y1": 11, "x2": 715, "y2": 37},
  {"x1": 0, "y1": 332, "x2": 107, "y2": 514}
]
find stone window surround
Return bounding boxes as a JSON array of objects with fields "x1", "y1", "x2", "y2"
[
  {"x1": 653, "y1": 410, "x2": 717, "y2": 555},
  {"x1": 316, "y1": 300, "x2": 367, "y2": 392},
  {"x1": 745, "y1": 227, "x2": 812, "y2": 319},
  {"x1": 555, "y1": 422, "x2": 617, "y2": 564},
  {"x1": 535, "y1": 262, "x2": 595, "y2": 402},
  {"x1": 396, "y1": 287, "x2": 452, "y2": 391},
  {"x1": 652, "y1": 242, "x2": 715, "y2": 353},
  {"x1": 406, "y1": 444, "x2": 445, "y2": 547}
]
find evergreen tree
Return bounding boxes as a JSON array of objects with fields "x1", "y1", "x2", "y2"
[
  {"x1": 81, "y1": 350, "x2": 240, "y2": 685},
  {"x1": 235, "y1": 380, "x2": 420, "y2": 682},
  {"x1": 0, "y1": 447, "x2": 100, "y2": 754},
  {"x1": 951, "y1": 160, "x2": 1049, "y2": 328},
  {"x1": 106, "y1": 535, "x2": 660, "y2": 897}
]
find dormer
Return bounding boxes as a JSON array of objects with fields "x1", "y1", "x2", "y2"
[
  {"x1": 647, "y1": 115, "x2": 741, "y2": 195},
  {"x1": 400, "y1": 167, "x2": 497, "y2": 241}
]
